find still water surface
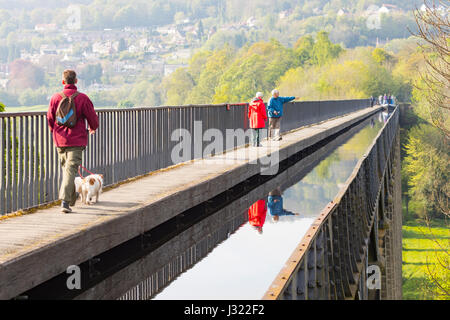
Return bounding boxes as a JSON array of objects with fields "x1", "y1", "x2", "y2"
[{"x1": 153, "y1": 112, "x2": 387, "y2": 300}]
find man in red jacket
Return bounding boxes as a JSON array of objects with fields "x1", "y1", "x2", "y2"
[{"x1": 47, "y1": 70, "x2": 99, "y2": 213}]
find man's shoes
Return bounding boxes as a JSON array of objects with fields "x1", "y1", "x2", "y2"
[{"x1": 61, "y1": 201, "x2": 72, "y2": 213}]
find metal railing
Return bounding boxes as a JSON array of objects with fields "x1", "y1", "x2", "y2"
[
  {"x1": 263, "y1": 107, "x2": 401, "y2": 300},
  {"x1": 0, "y1": 99, "x2": 370, "y2": 215}
]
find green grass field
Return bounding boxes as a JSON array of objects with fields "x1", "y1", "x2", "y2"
[
  {"x1": 5, "y1": 105, "x2": 118, "y2": 113},
  {"x1": 5, "y1": 105, "x2": 48, "y2": 113},
  {"x1": 402, "y1": 218, "x2": 450, "y2": 300}
]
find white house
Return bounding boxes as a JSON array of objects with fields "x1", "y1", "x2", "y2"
[
  {"x1": 337, "y1": 8, "x2": 348, "y2": 16},
  {"x1": 0, "y1": 79, "x2": 9, "y2": 89},
  {"x1": 246, "y1": 16, "x2": 257, "y2": 28},
  {"x1": 379, "y1": 6, "x2": 390, "y2": 14},
  {"x1": 128, "y1": 45, "x2": 139, "y2": 53},
  {"x1": 92, "y1": 42, "x2": 113, "y2": 55},
  {"x1": 34, "y1": 24, "x2": 57, "y2": 32}
]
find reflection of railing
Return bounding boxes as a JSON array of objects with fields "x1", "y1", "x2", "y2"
[
  {"x1": 118, "y1": 210, "x2": 248, "y2": 301},
  {"x1": 263, "y1": 107, "x2": 401, "y2": 300},
  {"x1": 0, "y1": 99, "x2": 369, "y2": 215},
  {"x1": 72, "y1": 113, "x2": 378, "y2": 300}
]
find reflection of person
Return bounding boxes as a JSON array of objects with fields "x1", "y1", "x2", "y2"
[
  {"x1": 248, "y1": 199, "x2": 267, "y2": 234},
  {"x1": 267, "y1": 188, "x2": 300, "y2": 222}
]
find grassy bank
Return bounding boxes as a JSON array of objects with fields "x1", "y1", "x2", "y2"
[
  {"x1": 5, "y1": 105, "x2": 48, "y2": 112},
  {"x1": 4, "y1": 105, "x2": 118, "y2": 113},
  {"x1": 402, "y1": 218, "x2": 450, "y2": 300}
]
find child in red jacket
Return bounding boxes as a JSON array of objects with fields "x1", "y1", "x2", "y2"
[{"x1": 248, "y1": 92, "x2": 267, "y2": 147}]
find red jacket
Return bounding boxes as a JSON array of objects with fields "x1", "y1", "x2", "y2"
[
  {"x1": 248, "y1": 97, "x2": 267, "y2": 129},
  {"x1": 47, "y1": 84, "x2": 99, "y2": 147},
  {"x1": 248, "y1": 199, "x2": 267, "y2": 228}
]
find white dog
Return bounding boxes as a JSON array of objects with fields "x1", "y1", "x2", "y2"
[{"x1": 75, "y1": 174, "x2": 104, "y2": 205}]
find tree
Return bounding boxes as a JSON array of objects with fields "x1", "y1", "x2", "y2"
[
  {"x1": 117, "y1": 38, "x2": 127, "y2": 52},
  {"x1": 0, "y1": 90, "x2": 18, "y2": 106},
  {"x1": 79, "y1": 63, "x2": 103, "y2": 86},
  {"x1": 294, "y1": 35, "x2": 314, "y2": 65},
  {"x1": 311, "y1": 31, "x2": 343, "y2": 66},
  {"x1": 174, "y1": 11, "x2": 186, "y2": 24},
  {"x1": 413, "y1": 0, "x2": 449, "y2": 139},
  {"x1": 372, "y1": 48, "x2": 394, "y2": 65},
  {"x1": 0, "y1": 101, "x2": 5, "y2": 112},
  {"x1": 117, "y1": 100, "x2": 135, "y2": 108},
  {"x1": 213, "y1": 40, "x2": 296, "y2": 103},
  {"x1": 186, "y1": 45, "x2": 235, "y2": 104},
  {"x1": 163, "y1": 68, "x2": 195, "y2": 105},
  {"x1": 18, "y1": 88, "x2": 47, "y2": 106},
  {"x1": 403, "y1": 123, "x2": 449, "y2": 218},
  {"x1": 8, "y1": 59, "x2": 45, "y2": 91},
  {"x1": 129, "y1": 80, "x2": 161, "y2": 106},
  {"x1": 113, "y1": 5, "x2": 139, "y2": 27},
  {"x1": 197, "y1": 20, "x2": 205, "y2": 40},
  {"x1": 187, "y1": 50, "x2": 212, "y2": 83}
]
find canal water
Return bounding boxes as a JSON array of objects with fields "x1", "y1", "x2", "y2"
[{"x1": 140, "y1": 111, "x2": 386, "y2": 300}]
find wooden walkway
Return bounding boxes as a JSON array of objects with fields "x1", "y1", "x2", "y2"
[{"x1": 0, "y1": 106, "x2": 380, "y2": 299}]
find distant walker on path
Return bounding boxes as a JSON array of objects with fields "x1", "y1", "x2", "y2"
[
  {"x1": 47, "y1": 70, "x2": 99, "y2": 213},
  {"x1": 267, "y1": 89, "x2": 296, "y2": 141}
]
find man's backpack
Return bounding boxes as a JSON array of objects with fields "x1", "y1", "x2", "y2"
[{"x1": 56, "y1": 92, "x2": 79, "y2": 128}]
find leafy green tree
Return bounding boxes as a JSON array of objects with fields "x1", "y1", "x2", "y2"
[
  {"x1": 129, "y1": 80, "x2": 161, "y2": 106},
  {"x1": 197, "y1": 20, "x2": 205, "y2": 40},
  {"x1": 203, "y1": 29, "x2": 247, "y2": 51},
  {"x1": 88, "y1": 91, "x2": 116, "y2": 107},
  {"x1": 294, "y1": 35, "x2": 314, "y2": 65},
  {"x1": 187, "y1": 50, "x2": 212, "y2": 83},
  {"x1": 117, "y1": 100, "x2": 135, "y2": 108},
  {"x1": 0, "y1": 101, "x2": 5, "y2": 112},
  {"x1": 117, "y1": 38, "x2": 127, "y2": 52},
  {"x1": 213, "y1": 40, "x2": 296, "y2": 103},
  {"x1": 0, "y1": 90, "x2": 18, "y2": 106},
  {"x1": 163, "y1": 68, "x2": 195, "y2": 105},
  {"x1": 372, "y1": 48, "x2": 394, "y2": 64},
  {"x1": 186, "y1": 45, "x2": 235, "y2": 104},
  {"x1": 113, "y1": 5, "x2": 139, "y2": 27},
  {"x1": 403, "y1": 123, "x2": 449, "y2": 218},
  {"x1": 18, "y1": 88, "x2": 47, "y2": 106},
  {"x1": 79, "y1": 63, "x2": 103, "y2": 86},
  {"x1": 311, "y1": 31, "x2": 343, "y2": 66},
  {"x1": 361, "y1": 64, "x2": 397, "y2": 97}
]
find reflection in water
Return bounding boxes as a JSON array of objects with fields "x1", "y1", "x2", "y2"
[
  {"x1": 248, "y1": 199, "x2": 267, "y2": 234},
  {"x1": 153, "y1": 113, "x2": 385, "y2": 300},
  {"x1": 267, "y1": 187, "x2": 300, "y2": 223},
  {"x1": 380, "y1": 111, "x2": 389, "y2": 123}
]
